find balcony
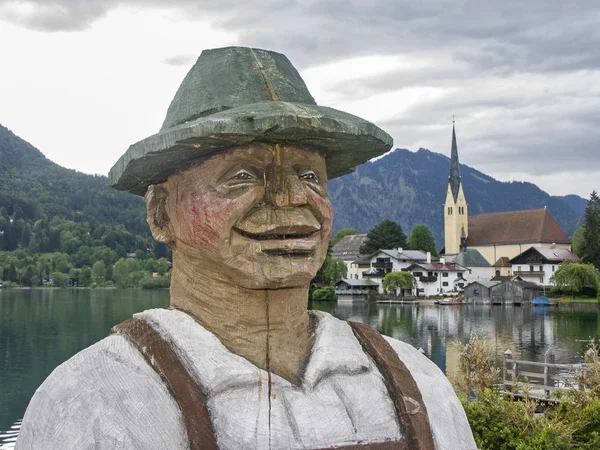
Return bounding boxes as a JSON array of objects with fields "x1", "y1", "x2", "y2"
[
  {"x1": 362, "y1": 269, "x2": 385, "y2": 278},
  {"x1": 373, "y1": 262, "x2": 393, "y2": 270},
  {"x1": 419, "y1": 276, "x2": 438, "y2": 283},
  {"x1": 514, "y1": 271, "x2": 545, "y2": 277}
]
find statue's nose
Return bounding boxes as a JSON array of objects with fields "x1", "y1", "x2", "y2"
[{"x1": 266, "y1": 167, "x2": 308, "y2": 208}]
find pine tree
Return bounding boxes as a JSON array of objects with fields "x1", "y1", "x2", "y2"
[
  {"x1": 359, "y1": 220, "x2": 407, "y2": 255},
  {"x1": 582, "y1": 191, "x2": 600, "y2": 269},
  {"x1": 407, "y1": 224, "x2": 439, "y2": 257}
]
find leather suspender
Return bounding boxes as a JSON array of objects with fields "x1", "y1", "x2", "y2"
[
  {"x1": 112, "y1": 318, "x2": 435, "y2": 450},
  {"x1": 111, "y1": 319, "x2": 218, "y2": 450},
  {"x1": 348, "y1": 321, "x2": 435, "y2": 450}
]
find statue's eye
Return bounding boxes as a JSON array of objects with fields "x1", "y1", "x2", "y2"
[
  {"x1": 231, "y1": 170, "x2": 255, "y2": 180},
  {"x1": 300, "y1": 171, "x2": 318, "y2": 182}
]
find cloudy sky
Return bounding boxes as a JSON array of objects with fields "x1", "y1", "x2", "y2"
[{"x1": 0, "y1": 0, "x2": 598, "y2": 197}]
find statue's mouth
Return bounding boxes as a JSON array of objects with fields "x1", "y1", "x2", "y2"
[
  {"x1": 233, "y1": 209, "x2": 322, "y2": 257},
  {"x1": 233, "y1": 228, "x2": 318, "y2": 241}
]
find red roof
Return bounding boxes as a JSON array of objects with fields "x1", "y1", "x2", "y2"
[{"x1": 466, "y1": 209, "x2": 570, "y2": 246}]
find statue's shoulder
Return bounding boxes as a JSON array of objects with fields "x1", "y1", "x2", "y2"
[
  {"x1": 321, "y1": 314, "x2": 476, "y2": 450},
  {"x1": 16, "y1": 313, "x2": 188, "y2": 450},
  {"x1": 382, "y1": 334, "x2": 476, "y2": 450}
]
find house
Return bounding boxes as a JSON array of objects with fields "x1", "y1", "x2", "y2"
[
  {"x1": 463, "y1": 280, "x2": 500, "y2": 302},
  {"x1": 443, "y1": 124, "x2": 572, "y2": 266},
  {"x1": 493, "y1": 257, "x2": 512, "y2": 277},
  {"x1": 490, "y1": 279, "x2": 540, "y2": 304},
  {"x1": 509, "y1": 247, "x2": 581, "y2": 285},
  {"x1": 353, "y1": 248, "x2": 436, "y2": 292},
  {"x1": 448, "y1": 248, "x2": 492, "y2": 282},
  {"x1": 405, "y1": 259, "x2": 469, "y2": 296},
  {"x1": 331, "y1": 234, "x2": 367, "y2": 279},
  {"x1": 335, "y1": 278, "x2": 379, "y2": 296}
]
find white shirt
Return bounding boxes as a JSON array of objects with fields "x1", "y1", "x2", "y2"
[{"x1": 17, "y1": 309, "x2": 476, "y2": 450}]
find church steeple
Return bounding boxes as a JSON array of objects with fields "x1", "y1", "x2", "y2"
[
  {"x1": 449, "y1": 123, "x2": 461, "y2": 202},
  {"x1": 444, "y1": 121, "x2": 469, "y2": 255}
]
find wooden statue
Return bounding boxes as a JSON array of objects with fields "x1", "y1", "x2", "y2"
[{"x1": 16, "y1": 47, "x2": 476, "y2": 450}]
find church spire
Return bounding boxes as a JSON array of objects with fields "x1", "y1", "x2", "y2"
[{"x1": 448, "y1": 122, "x2": 461, "y2": 202}]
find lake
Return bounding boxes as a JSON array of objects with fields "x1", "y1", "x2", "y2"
[{"x1": 1, "y1": 289, "x2": 599, "y2": 448}]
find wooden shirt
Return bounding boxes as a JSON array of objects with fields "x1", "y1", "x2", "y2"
[{"x1": 16, "y1": 310, "x2": 476, "y2": 450}]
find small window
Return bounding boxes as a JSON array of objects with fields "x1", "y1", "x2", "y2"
[
  {"x1": 458, "y1": 283, "x2": 464, "y2": 288},
  {"x1": 442, "y1": 282, "x2": 449, "y2": 287},
  {"x1": 447, "y1": 207, "x2": 453, "y2": 215},
  {"x1": 457, "y1": 272, "x2": 463, "y2": 277},
  {"x1": 413, "y1": 271, "x2": 423, "y2": 277},
  {"x1": 474, "y1": 289, "x2": 479, "y2": 295},
  {"x1": 552, "y1": 266, "x2": 555, "y2": 272},
  {"x1": 442, "y1": 272, "x2": 448, "y2": 277}
]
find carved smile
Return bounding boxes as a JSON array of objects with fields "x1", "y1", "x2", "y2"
[{"x1": 233, "y1": 228, "x2": 318, "y2": 241}]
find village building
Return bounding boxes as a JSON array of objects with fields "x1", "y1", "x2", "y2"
[
  {"x1": 509, "y1": 246, "x2": 580, "y2": 285},
  {"x1": 451, "y1": 248, "x2": 492, "y2": 282},
  {"x1": 443, "y1": 124, "x2": 572, "y2": 272},
  {"x1": 463, "y1": 280, "x2": 500, "y2": 302},
  {"x1": 331, "y1": 234, "x2": 367, "y2": 279},
  {"x1": 404, "y1": 259, "x2": 469, "y2": 296},
  {"x1": 335, "y1": 278, "x2": 379, "y2": 296},
  {"x1": 353, "y1": 248, "x2": 436, "y2": 293},
  {"x1": 493, "y1": 257, "x2": 512, "y2": 277},
  {"x1": 490, "y1": 279, "x2": 540, "y2": 304}
]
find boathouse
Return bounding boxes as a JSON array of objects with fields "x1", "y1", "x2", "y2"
[{"x1": 463, "y1": 280, "x2": 500, "y2": 302}]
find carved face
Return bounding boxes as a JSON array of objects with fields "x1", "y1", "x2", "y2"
[{"x1": 152, "y1": 143, "x2": 333, "y2": 289}]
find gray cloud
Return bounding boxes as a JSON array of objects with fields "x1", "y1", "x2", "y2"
[
  {"x1": 2, "y1": 0, "x2": 600, "y2": 194},
  {"x1": 162, "y1": 54, "x2": 197, "y2": 66}
]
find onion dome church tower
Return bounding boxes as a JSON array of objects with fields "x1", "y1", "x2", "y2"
[{"x1": 444, "y1": 123, "x2": 469, "y2": 255}]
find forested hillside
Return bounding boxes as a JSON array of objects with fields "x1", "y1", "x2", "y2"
[
  {"x1": 329, "y1": 148, "x2": 584, "y2": 246},
  {"x1": 0, "y1": 124, "x2": 168, "y2": 287},
  {"x1": 0, "y1": 124, "x2": 584, "y2": 286}
]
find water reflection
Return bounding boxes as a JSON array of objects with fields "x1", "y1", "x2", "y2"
[
  {"x1": 311, "y1": 301, "x2": 600, "y2": 377},
  {"x1": 0, "y1": 292, "x2": 597, "y2": 447}
]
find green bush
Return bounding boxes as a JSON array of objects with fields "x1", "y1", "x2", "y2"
[
  {"x1": 50, "y1": 271, "x2": 69, "y2": 288},
  {"x1": 311, "y1": 286, "x2": 336, "y2": 301},
  {"x1": 454, "y1": 338, "x2": 600, "y2": 450},
  {"x1": 139, "y1": 276, "x2": 170, "y2": 289}
]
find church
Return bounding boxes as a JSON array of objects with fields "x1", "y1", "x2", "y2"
[{"x1": 442, "y1": 125, "x2": 572, "y2": 276}]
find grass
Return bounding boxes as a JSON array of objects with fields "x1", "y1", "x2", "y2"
[{"x1": 556, "y1": 296, "x2": 600, "y2": 304}]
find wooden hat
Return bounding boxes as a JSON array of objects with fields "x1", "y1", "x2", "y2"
[{"x1": 109, "y1": 47, "x2": 393, "y2": 196}]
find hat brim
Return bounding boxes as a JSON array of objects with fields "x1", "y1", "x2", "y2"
[{"x1": 109, "y1": 101, "x2": 393, "y2": 196}]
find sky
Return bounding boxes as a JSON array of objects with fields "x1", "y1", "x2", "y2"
[{"x1": 0, "y1": 0, "x2": 599, "y2": 198}]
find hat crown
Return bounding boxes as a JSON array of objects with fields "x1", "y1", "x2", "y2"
[{"x1": 161, "y1": 47, "x2": 317, "y2": 131}]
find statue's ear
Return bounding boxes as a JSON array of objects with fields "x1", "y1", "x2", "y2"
[{"x1": 146, "y1": 184, "x2": 174, "y2": 245}]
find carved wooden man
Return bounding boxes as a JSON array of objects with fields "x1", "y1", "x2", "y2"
[{"x1": 17, "y1": 47, "x2": 476, "y2": 450}]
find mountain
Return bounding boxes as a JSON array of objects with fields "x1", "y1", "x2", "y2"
[
  {"x1": 0, "y1": 124, "x2": 154, "y2": 256},
  {"x1": 0, "y1": 124, "x2": 584, "y2": 254},
  {"x1": 328, "y1": 148, "x2": 585, "y2": 247}
]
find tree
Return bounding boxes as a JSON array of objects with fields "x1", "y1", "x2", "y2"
[
  {"x1": 322, "y1": 258, "x2": 348, "y2": 285},
  {"x1": 91, "y1": 260, "x2": 106, "y2": 285},
  {"x1": 582, "y1": 191, "x2": 600, "y2": 269},
  {"x1": 359, "y1": 220, "x2": 407, "y2": 255},
  {"x1": 330, "y1": 228, "x2": 357, "y2": 247},
  {"x1": 572, "y1": 226, "x2": 585, "y2": 257},
  {"x1": 551, "y1": 262, "x2": 600, "y2": 299},
  {"x1": 407, "y1": 224, "x2": 439, "y2": 257},
  {"x1": 50, "y1": 271, "x2": 69, "y2": 288},
  {"x1": 382, "y1": 271, "x2": 417, "y2": 296}
]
